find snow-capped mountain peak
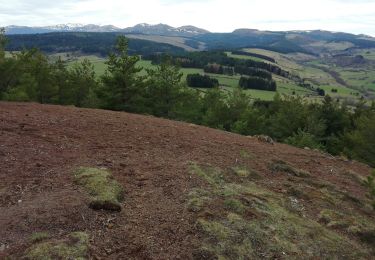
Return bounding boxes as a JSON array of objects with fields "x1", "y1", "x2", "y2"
[{"x1": 4, "y1": 23, "x2": 210, "y2": 36}]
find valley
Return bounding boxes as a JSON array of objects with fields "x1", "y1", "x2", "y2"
[{"x1": 57, "y1": 47, "x2": 372, "y2": 101}]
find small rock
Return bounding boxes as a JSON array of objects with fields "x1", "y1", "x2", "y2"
[
  {"x1": 18, "y1": 200, "x2": 22, "y2": 203},
  {"x1": 255, "y1": 135, "x2": 274, "y2": 145},
  {"x1": 36, "y1": 162, "x2": 42, "y2": 167},
  {"x1": 107, "y1": 223, "x2": 114, "y2": 229}
]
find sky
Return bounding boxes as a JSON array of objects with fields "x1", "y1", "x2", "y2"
[{"x1": 1, "y1": 0, "x2": 375, "y2": 36}]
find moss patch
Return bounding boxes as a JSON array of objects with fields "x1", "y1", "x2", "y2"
[
  {"x1": 25, "y1": 232, "x2": 89, "y2": 260},
  {"x1": 187, "y1": 188, "x2": 212, "y2": 212},
  {"x1": 30, "y1": 232, "x2": 50, "y2": 243},
  {"x1": 73, "y1": 167, "x2": 124, "y2": 211},
  {"x1": 190, "y1": 163, "x2": 372, "y2": 259}
]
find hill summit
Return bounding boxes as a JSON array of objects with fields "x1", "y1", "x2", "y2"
[{"x1": 0, "y1": 102, "x2": 374, "y2": 259}]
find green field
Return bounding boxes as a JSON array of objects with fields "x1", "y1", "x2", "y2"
[
  {"x1": 62, "y1": 52, "x2": 374, "y2": 101},
  {"x1": 241, "y1": 48, "x2": 375, "y2": 100},
  {"x1": 63, "y1": 54, "x2": 316, "y2": 100}
]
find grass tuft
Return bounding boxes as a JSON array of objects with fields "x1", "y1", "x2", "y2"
[
  {"x1": 224, "y1": 199, "x2": 245, "y2": 214},
  {"x1": 73, "y1": 167, "x2": 124, "y2": 211},
  {"x1": 25, "y1": 232, "x2": 89, "y2": 260},
  {"x1": 231, "y1": 166, "x2": 262, "y2": 180},
  {"x1": 30, "y1": 232, "x2": 50, "y2": 243},
  {"x1": 269, "y1": 160, "x2": 311, "y2": 178}
]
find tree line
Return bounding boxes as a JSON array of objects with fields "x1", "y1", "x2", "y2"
[
  {"x1": 231, "y1": 50, "x2": 276, "y2": 63},
  {"x1": 145, "y1": 52, "x2": 290, "y2": 78},
  {"x1": 1, "y1": 33, "x2": 374, "y2": 167},
  {"x1": 239, "y1": 77, "x2": 277, "y2": 91},
  {"x1": 5, "y1": 32, "x2": 186, "y2": 57},
  {"x1": 186, "y1": 74, "x2": 219, "y2": 88}
]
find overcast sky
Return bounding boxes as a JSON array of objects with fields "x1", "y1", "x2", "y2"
[{"x1": 1, "y1": 0, "x2": 375, "y2": 35}]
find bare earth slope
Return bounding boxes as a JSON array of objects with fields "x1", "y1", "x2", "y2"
[{"x1": 0, "y1": 102, "x2": 374, "y2": 259}]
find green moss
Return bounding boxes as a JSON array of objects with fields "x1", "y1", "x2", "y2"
[
  {"x1": 224, "y1": 199, "x2": 245, "y2": 214},
  {"x1": 25, "y1": 232, "x2": 89, "y2": 260},
  {"x1": 30, "y1": 232, "x2": 50, "y2": 243},
  {"x1": 73, "y1": 167, "x2": 124, "y2": 211}
]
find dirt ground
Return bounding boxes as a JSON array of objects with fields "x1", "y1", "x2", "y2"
[{"x1": 0, "y1": 102, "x2": 372, "y2": 259}]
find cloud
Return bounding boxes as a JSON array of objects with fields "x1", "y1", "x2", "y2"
[{"x1": 0, "y1": 0, "x2": 374, "y2": 36}]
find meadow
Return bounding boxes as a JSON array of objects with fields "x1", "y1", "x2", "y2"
[
  {"x1": 60, "y1": 48, "x2": 374, "y2": 101},
  {"x1": 64, "y1": 53, "x2": 313, "y2": 100},
  {"x1": 6, "y1": 48, "x2": 368, "y2": 101}
]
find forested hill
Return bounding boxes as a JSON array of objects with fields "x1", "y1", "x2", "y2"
[
  {"x1": 5, "y1": 27, "x2": 375, "y2": 55},
  {"x1": 5, "y1": 32, "x2": 186, "y2": 56}
]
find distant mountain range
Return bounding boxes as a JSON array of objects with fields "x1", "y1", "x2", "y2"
[
  {"x1": 4, "y1": 23, "x2": 210, "y2": 37},
  {"x1": 3, "y1": 23, "x2": 375, "y2": 55}
]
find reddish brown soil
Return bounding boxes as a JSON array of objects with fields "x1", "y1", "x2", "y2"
[{"x1": 0, "y1": 102, "x2": 372, "y2": 259}]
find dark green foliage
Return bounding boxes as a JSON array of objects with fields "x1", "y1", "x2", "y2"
[
  {"x1": 204, "y1": 64, "x2": 234, "y2": 76},
  {"x1": 0, "y1": 28, "x2": 6, "y2": 59},
  {"x1": 67, "y1": 59, "x2": 99, "y2": 107},
  {"x1": 6, "y1": 32, "x2": 185, "y2": 56},
  {"x1": 345, "y1": 114, "x2": 375, "y2": 167},
  {"x1": 6, "y1": 49, "x2": 58, "y2": 103},
  {"x1": 0, "y1": 46, "x2": 98, "y2": 106},
  {"x1": 200, "y1": 88, "x2": 230, "y2": 129},
  {"x1": 99, "y1": 36, "x2": 146, "y2": 112},
  {"x1": 317, "y1": 87, "x2": 326, "y2": 96},
  {"x1": 234, "y1": 66, "x2": 272, "y2": 80},
  {"x1": 239, "y1": 76, "x2": 276, "y2": 91},
  {"x1": 145, "y1": 58, "x2": 184, "y2": 118},
  {"x1": 285, "y1": 130, "x2": 323, "y2": 150},
  {"x1": 186, "y1": 74, "x2": 219, "y2": 88},
  {"x1": 145, "y1": 51, "x2": 289, "y2": 78}
]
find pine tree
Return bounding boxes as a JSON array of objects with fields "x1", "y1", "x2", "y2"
[
  {"x1": 145, "y1": 58, "x2": 183, "y2": 118},
  {"x1": 100, "y1": 36, "x2": 145, "y2": 112},
  {"x1": 68, "y1": 59, "x2": 98, "y2": 107}
]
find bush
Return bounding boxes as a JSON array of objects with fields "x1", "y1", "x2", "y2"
[{"x1": 285, "y1": 129, "x2": 323, "y2": 150}]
